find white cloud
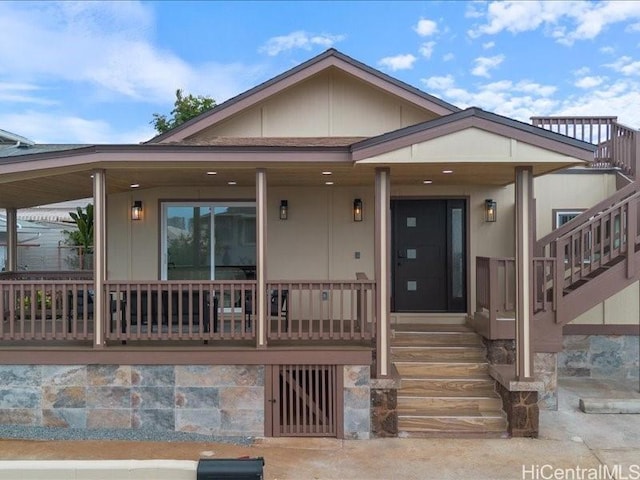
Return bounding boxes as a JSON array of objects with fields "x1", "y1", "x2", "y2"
[
  {"x1": 468, "y1": 1, "x2": 640, "y2": 45},
  {"x1": 471, "y1": 55, "x2": 505, "y2": 77},
  {"x1": 419, "y1": 41, "x2": 436, "y2": 59},
  {"x1": 378, "y1": 54, "x2": 417, "y2": 71},
  {"x1": 575, "y1": 76, "x2": 605, "y2": 88},
  {"x1": 414, "y1": 18, "x2": 438, "y2": 36},
  {"x1": 606, "y1": 56, "x2": 640, "y2": 76},
  {"x1": 421, "y1": 75, "x2": 456, "y2": 91},
  {"x1": 574, "y1": 66, "x2": 591, "y2": 76},
  {"x1": 0, "y1": 2, "x2": 263, "y2": 104},
  {"x1": 482, "y1": 41, "x2": 496, "y2": 49},
  {"x1": 258, "y1": 31, "x2": 345, "y2": 56},
  {"x1": 442, "y1": 53, "x2": 455, "y2": 62},
  {"x1": 0, "y1": 111, "x2": 154, "y2": 144},
  {"x1": 599, "y1": 46, "x2": 615, "y2": 55}
]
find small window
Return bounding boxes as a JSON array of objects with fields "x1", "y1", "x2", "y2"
[{"x1": 553, "y1": 210, "x2": 584, "y2": 229}]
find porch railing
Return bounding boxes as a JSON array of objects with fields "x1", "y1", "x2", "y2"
[
  {"x1": 266, "y1": 280, "x2": 376, "y2": 341},
  {"x1": 1, "y1": 276, "x2": 376, "y2": 345},
  {"x1": 475, "y1": 257, "x2": 555, "y2": 332}
]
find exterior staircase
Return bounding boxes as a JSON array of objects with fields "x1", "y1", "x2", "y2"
[{"x1": 392, "y1": 324, "x2": 508, "y2": 437}]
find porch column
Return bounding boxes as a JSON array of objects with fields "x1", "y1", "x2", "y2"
[
  {"x1": 6, "y1": 208, "x2": 18, "y2": 272},
  {"x1": 515, "y1": 166, "x2": 534, "y2": 379},
  {"x1": 375, "y1": 168, "x2": 391, "y2": 377},
  {"x1": 256, "y1": 168, "x2": 267, "y2": 348},
  {"x1": 93, "y1": 169, "x2": 106, "y2": 349}
]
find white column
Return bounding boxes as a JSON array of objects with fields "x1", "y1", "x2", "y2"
[
  {"x1": 6, "y1": 208, "x2": 18, "y2": 272},
  {"x1": 93, "y1": 169, "x2": 106, "y2": 349},
  {"x1": 375, "y1": 168, "x2": 391, "y2": 377},
  {"x1": 515, "y1": 166, "x2": 534, "y2": 379},
  {"x1": 256, "y1": 169, "x2": 267, "y2": 348}
]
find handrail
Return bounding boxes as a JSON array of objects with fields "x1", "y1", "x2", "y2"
[{"x1": 535, "y1": 182, "x2": 640, "y2": 254}]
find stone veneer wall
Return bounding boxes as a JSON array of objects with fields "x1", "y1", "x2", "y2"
[
  {"x1": 494, "y1": 383, "x2": 539, "y2": 438},
  {"x1": 0, "y1": 365, "x2": 264, "y2": 437},
  {"x1": 343, "y1": 365, "x2": 371, "y2": 440},
  {"x1": 483, "y1": 339, "x2": 558, "y2": 410},
  {"x1": 559, "y1": 335, "x2": 639, "y2": 380}
]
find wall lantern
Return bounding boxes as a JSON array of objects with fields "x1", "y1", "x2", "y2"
[
  {"x1": 279, "y1": 200, "x2": 288, "y2": 220},
  {"x1": 353, "y1": 198, "x2": 363, "y2": 222},
  {"x1": 485, "y1": 199, "x2": 497, "y2": 223},
  {"x1": 131, "y1": 200, "x2": 143, "y2": 221}
]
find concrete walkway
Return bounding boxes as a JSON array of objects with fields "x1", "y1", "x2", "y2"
[{"x1": 0, "y1": 378, "x2": 638, "y2": 480}]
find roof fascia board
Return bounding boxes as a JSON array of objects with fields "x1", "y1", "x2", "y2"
[
  {"x1": 151, "y1": 51, "x2": 459, "y2": 144},
  {"x1": 0, "y1": 148, "x2": 352, "y2": 177},
  {"x1": 353, "y1": 113, "x2": 595, "y2": 163}
]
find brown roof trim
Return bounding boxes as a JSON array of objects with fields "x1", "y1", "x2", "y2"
[
  {"x1": 147, "y1": 49, "x2": 460, "y2": 144},
  {"x1": 351, "y1": 107, "x2": 597, "y2": 163}
]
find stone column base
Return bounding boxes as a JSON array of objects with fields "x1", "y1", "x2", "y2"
[
  {"x1": 495, "y1": 383, "x2": 539, "y2": 438},
  {"x1": 371, "y1": 388, "x2": 397, "y2": 438}
]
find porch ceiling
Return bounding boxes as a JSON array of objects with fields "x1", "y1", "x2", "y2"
[{"x1": 0, "y1": 160, "x2": 570, "y2": 209}]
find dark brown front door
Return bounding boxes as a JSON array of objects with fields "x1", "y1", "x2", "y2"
[{"x1": 392, "y1": 199, "x2": 466, "y2": 312}]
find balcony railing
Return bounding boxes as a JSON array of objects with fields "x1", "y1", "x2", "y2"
[{"x1": 531, "y1": 116, "x2": 638, "y2": 176}]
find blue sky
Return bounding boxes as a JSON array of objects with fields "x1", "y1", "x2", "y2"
[{"x1": 2, "y1": 1, "x2": 640, "y2": 144}]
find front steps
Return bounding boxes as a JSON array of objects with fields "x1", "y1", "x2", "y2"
[{"x1": 392, "y1": 324, "x2": 508, "y2": 438}]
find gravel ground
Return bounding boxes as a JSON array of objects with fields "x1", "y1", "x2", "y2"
[{"x1": 0, "y1": 426, "x2": 254, "y2": 445}]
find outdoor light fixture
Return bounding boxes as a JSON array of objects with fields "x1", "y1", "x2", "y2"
[
  {"x1": 279, "y1": 200, "x2": 288, "y2": 220},
  {"x1": 353, "y1": 198, "x2": 363, "y2": 222},
  {"x1": 485, "y1": 199, "x2": 497, "y2": 223},
  {"x1": 131, "y1": 201, "x2": 143, "y2": 221}
]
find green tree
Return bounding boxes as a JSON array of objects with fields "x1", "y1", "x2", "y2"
[
  {"x1": 151, "y1": 89, "x2": 216, "y2": 134},
  {"x1": 64, "y1": 204, "x2": 94, "y2": 269}
]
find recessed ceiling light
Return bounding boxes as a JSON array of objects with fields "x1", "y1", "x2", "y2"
[
  {"x1": 322, "y1": 171, "x2": 332, "y2": 175},
  {"x1": 423, "y1": 180, "x2": 433, "y2": 184},
  {"x1": 442, "y1": 169, "x2": 453, "y2": 174},
  {"x1": 227, "y1": 181, "x2": 237, "y2": 185},
  {"x1": 206, "y1": 171, "x2": 217, "y2": 175},
  {"x1": 325, "y1": 181, "x2": 334, "y2": 185},
  {"x1": 130, "y1": 183, "x2": 140, "y2": 188}
]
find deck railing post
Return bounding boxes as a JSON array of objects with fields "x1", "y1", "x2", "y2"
[
  {"x1": 6, "y1": 208, "x2": 18, "y2": 272},
  {"x1": 488, "y1": 258, "x2": 500, "y2": 335},
  {"x1": 627, "y1": 200, "x2": 637, "y2": 279}
]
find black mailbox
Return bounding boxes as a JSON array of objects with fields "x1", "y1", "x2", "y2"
[{"x1": 197, "y1": 458, "x2": 265, "y2": 480}]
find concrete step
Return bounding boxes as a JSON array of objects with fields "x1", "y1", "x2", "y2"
[
  {"x1": 392, "y1": 332, "x2": 483, "y2": 347},
  {"x1": 397, "y1": 396, "x2": 503, "y2": 415},
  {"x1": 399, "y1": 378, "x2": 497, "y2": 397},
  {"x1": 391, "y1": 346, "x2": 487, "y2": 362},
  {"x1": 395, "y1": 361, "x2": 489, "y2": 379}
]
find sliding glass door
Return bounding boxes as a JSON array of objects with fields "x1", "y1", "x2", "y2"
[{"x1": 161, "y1": 202, "x2": 256, "y2": 281}]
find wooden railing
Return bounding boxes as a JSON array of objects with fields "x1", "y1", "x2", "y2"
[
  {"x1": 476, "y1": 257, "x2": 555, "y2": 335},
  {"x1": 552, "y1": 191, "x2": 640, "y2": 294},
  {"x1": 266, "y1": 281, "x2": 376, "y2": 341},
  {"x1": 531, "y1": 116, "x2": 638, "y2": 176},
  {"x1": 0, "y1": 278, "x2": 94, "y2": 341},
  {"x1": 1, "y1": 277, "x2": 375, "y2": 345},
  {"x1": 104, "y1": 280, "x2": 257, "y2": 342}
]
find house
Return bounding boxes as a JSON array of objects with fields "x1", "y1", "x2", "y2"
[{"x1": 0, "y1": 49, "x2": 637, "y2": 439}]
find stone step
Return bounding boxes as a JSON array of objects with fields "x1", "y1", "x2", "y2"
[
  {"x1": 398, "y1": 414, "x2": 507, "y2": 435},
  {"x1": 397, "y1": 396, "x2": 503, "y2": 416},
  {"x1": 395, "y1": 361, "x2": 489, "y2": 379},
  {"x1": 399, "y1": 378, "x2": 497, "y2": 397},
  {"x1": 391, "y1": 346, "x2": 487, "y2": 362},
  {"x1": 392, "y1": 332, "x2": 483, "y2": 347}
]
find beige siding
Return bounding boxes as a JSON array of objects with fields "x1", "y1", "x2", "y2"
[
  {"x1": 571, "y1": 282, "x2": 640, "y2": 325},
  {"x1": 534, "y1": 171, "x2": 617, "y2": 238},
  {"x1": 190, "y1": 69, "x2": 436, "y2": 140},
  {"x1": 359, "y1": 128, "x2": 582, "y2": 165}
]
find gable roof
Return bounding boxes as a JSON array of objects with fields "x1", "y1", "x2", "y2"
[
  {"x1": 148, "y1": 49, "x2": 461, "y2": 144},
  {"x1": 351, "y1": 107, "x2": 597, "y2": 163}
]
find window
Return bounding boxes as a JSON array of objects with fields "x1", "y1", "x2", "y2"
[{"x1": 553, "y1": 209, "x2": 584, "y2": 229}]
